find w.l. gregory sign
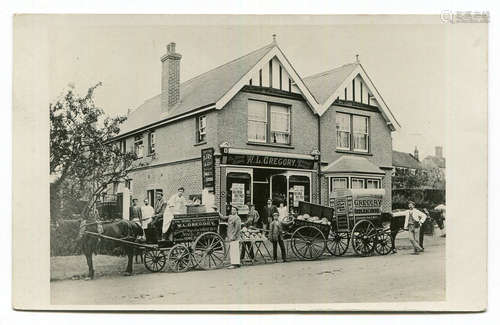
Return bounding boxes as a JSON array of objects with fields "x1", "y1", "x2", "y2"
[{"x1": 224, "y1": 153, "x2": 315, "y2": 170}]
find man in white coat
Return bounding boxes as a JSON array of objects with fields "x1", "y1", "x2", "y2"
[
  {"x1": 405, "y1": 201, "x2": 427, "y2": 255},
  {"x1": 162, "y1": 187, "x2": 187, "y2": 237}
]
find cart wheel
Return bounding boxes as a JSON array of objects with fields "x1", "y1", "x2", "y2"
[
  {"x1": 351, "y1": 220, "x2": 376, "y2": 257},
  {"x1": 167, "y1": 244, "x2": 193, "y2": 273},
  {"x1": 326, "y1": 230, "x2": 349, "y2": 256},
  {"x1": 143, "y1": 249, "x2": 167, "y2": 273},
  {"x1": 374, "y1": 231, "x2": 392, "y2": 255},
  {"x1": 192, "y1": 232, "x2": 227, "y2": 270},
  {"x1": 291, "y1": 226, "x2": 326, "y2": 260}
]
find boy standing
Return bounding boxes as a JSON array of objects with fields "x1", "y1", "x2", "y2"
[{"x1": 269, "y1": 212, "x2": 287, "y2": 262}]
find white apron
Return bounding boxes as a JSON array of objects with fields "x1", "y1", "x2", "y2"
[
  {"x1": 162, "y1": 206, "x2": 175, "y2": 234},
  {"x1": 229, "y1": 240, "x2": 241, "y2": 265}
]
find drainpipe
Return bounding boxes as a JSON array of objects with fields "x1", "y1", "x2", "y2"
[{"x1": 317, "y1": 114, "x2": 322, "y2": 205}]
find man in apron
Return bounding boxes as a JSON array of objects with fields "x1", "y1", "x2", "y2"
[
  {"x1": 219, "y1": 205, "x2": 242, "y2": 268},
  {"x1": 162, "y1": 187, "x2": 187, "y2": 237}
]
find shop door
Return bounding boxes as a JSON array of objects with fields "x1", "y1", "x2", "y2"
[
  {"x1": 253, "y1": 182, "x2": 269, "y2": 217},
  {"x1": 270, "y1": 174, "x2": 287, "y2": 206}
]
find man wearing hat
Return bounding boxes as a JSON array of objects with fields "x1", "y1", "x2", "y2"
[{"x1": 405, "y1": 201, "x2": 427, "y2": 255}]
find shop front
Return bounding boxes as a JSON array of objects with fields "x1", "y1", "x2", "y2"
[{"x1": 219, "y1": 147, "x2": 317, "y2": 218}]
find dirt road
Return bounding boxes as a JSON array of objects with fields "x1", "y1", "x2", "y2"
[{"x1": 51, "y1": 235, "x2": 445, "y2": 305}]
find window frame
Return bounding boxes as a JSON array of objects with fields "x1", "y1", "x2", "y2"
[
  {"x1": 147, "y1": 131, "x2": 155, "y2": 155},
  {"x1": 247, "y1": 99, "x2": 292, "y2": 145},
  {"x1": 134, "y1": 134, "x2": 144, "y2": 158},
  {"x1": 335, "y1": 112, "x2": 370, "y2": 153},
  {"x1": 329, "y1": 177, "x2": 348, "y2": 193},
  {"x1": 196, "y1": 115, "x2": 207, "y2": 143}
]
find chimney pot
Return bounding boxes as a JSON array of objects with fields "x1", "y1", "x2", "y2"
[{"x1": 161, "y1": 42, "x2": 182, "y2": 113}]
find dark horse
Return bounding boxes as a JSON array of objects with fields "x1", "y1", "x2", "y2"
[{"x1": 78, "y1": 219, "x2": 144, "y2": 279}]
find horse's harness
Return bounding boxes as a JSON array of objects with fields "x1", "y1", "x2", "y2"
[{"x1": 78, "y1": 219, "x2": 140, "y2": 242}]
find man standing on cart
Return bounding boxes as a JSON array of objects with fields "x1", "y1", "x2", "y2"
[{"x1": 162, "y1": 187, "x2": 187, "y2": 239}]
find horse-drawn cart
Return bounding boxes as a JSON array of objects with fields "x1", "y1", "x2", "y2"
[
  {"x1": 327, "y1": 188, "x2": 392, "y2": 257},
  {"x1": 85, "y1": 211, "x2": 226, "y2": 274}
]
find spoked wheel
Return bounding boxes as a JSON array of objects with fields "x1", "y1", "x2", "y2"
[
  {"x1": 192, "y1": 232, "x2": 227, "y2": 270},
  {"x1": 167, "y1": 244, "x2": 193, "y2": 273},
  {"x1": 374, "y1": 230, "x2": 392, "y2": 255},
  {"x1": 291, "y1": 226, "x2": 326, "y2": 260},
  {"x1": 326, "y1": 230, "x2": 350, "y2": 256},
  {"x1": 143, "y1": 249, "x2": 167, "y2": 273},
  {"x1": 351, "y1": 220, "x2": 377, "y2": 257}
]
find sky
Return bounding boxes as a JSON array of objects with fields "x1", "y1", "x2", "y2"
[{"x1": 47, "y1": 16, "x2": 448, "y2": 159}]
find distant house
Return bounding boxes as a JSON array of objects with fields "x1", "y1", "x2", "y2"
[
  {"x1": 422, "y1": 146, "x2": 446, "y2": 172},
  {"x1": 392, "y1": 147, "x2": 422, "y2": 176}
]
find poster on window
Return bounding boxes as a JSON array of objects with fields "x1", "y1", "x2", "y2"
[
  {"x1": 293, "y1": 185, "x2": 304, "y2": 207},
  {"x1": 231, "y1": 183, "x2": 245, "y2": 207}
]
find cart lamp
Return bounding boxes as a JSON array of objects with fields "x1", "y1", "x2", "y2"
[{"x1": 219, "y1": 141, "x2": 231, "y2": 154}]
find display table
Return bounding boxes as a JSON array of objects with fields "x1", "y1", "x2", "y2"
[{"x1": 240, "y1": 239, "x2": 273, "y2": 264}]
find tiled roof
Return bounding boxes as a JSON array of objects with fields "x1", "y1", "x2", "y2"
[
  {"x1": 303, "y1": 63, "x2": 358, "y2": 104},
  {"x1": 118, "y1": 43, "x2": 275, "y2": 135},
  {"x1": 392, "y1": 150, "x2": 422, "y2": 169},
  {"x1": 323, "y1": 156, "x2": 385, "y2": 174}
]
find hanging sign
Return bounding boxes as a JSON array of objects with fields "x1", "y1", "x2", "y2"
[{"x1": 201, "y1": 148, "x2": 215, "y2": 192}]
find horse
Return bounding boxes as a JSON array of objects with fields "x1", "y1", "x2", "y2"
[{"x1": 77, "y1": 219, "x2": 144, "y2": 279}]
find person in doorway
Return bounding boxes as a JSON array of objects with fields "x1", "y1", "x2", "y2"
[
  {"x1": 262, "y1": 199, "x2": 278, "y2": 230},
  {"x1": 277, "y1": 201, "x2": 288, "y2": 222},
  {"x1": 162, "y1": 187, "x2": 187, "y2": 238},
  {"x1": 140, "y1": 199, "x2": 155, "y2": 229},
  {"x1": 405, "y1": 201, "x2": 427, "y2": 255},
  {"x1": 220, "y1": 206, "x2": 242, "y2": 269},
  {"x1": 270, "y1": 212, "x2": 287, "y2": 262}
]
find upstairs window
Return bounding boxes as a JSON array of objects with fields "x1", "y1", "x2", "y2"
[
  {"x1": 248, "y1": 100, "x2": 268, "y2": 143},
  {"x1": 134, "y1": 134, "x2": 144, "y2": 158},
  {"x1": 148, "y1": 131, "x2": 155, "y2": 155},
  {"x1": 336, "y1": 112, "x2": 370, "y2": 152},
  {"x1": 248, "y1": 100, "x2": 291, "y2": 145},
  {"x1": 270, "y1": 105, "x2": 290, "y2": 144},
  {"x1": 196, "y1": 115, "x2": 207, "y2": 143},
  {"x1": 336, "y1": 113, "x2": 351, "y2": 150}
]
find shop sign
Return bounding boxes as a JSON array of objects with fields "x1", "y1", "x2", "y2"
[
  {"x1": 225, "y1": 153, "x2": 314, "y2": 170},
  {"x1": 201, "y1": 148, "x2": 215, "y2": 192}
]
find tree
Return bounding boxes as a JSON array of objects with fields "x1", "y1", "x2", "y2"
[{"x1": 50, "y1": 83, "x2": 137, "y2": 221}]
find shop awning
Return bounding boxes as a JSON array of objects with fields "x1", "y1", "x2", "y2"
[{"x1": 323, "y1": 156, "x2": 385, "y2": 175}]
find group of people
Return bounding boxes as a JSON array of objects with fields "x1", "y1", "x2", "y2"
[
  {"x1": 221, "y1": 199, "x2": 289, "y2": 269},
  {"x1": 129, "y1": 187, "x2": 188, "y2": 239}
]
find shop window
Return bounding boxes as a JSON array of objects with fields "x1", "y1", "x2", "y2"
[
  {"x1": 366, "y1": 179, "x2": 381, "y2": 189},
  {"x1": 134, "y1": 134, "x2": 144, "y2": 158},
  {"x1": 329, "y1": 177, "x2": 348, "y2": 193},
  {"x1": 248, "y1": 100, "x2": 291, "y2": 145},
  {"x1": 148, "y1": 131, "x2": 155, "y2": 155},
  {"x1": 226, "y1": 172, "x2": 252, "y2": 212},
  {"x1": 351, "y1": 178, "x2": 365, "y2": 189},
  {"x1": 196, "y1": 115, "x2": 207, "y2": 143},
  {"x1": 289, "y1": 175, "x2": 310, "y2": 209},
  {"x1": 336, "y1": 112, "x2": 370, "y2": 152}
]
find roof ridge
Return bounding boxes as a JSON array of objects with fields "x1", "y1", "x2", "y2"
[
  {"x1": 303, "y1": 62, "x2": 357, "y2": 80},
  {"x1": 179, "y1": 42, "x2": 275, "y2": 87}
]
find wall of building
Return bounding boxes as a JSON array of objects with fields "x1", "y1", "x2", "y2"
[{"x1": 216, "y1": 91, "x2": 318, "y2": 155}]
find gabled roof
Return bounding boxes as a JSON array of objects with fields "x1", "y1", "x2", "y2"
[
  {"x1": 119, "y1": 43, "x2": 275, "y2": 135},
  {"x1": 392, "y1": 150, "x2": 422, "y2": 169},
  {"x1": 323, "y1": 156, "x2": 385, "y2": 175},
  {"x1": 303, "y1": 62, "x2": 401, "y2": 131},
  {"x1": 303, "y1": 63, "x2": 357, "y2": 104}
]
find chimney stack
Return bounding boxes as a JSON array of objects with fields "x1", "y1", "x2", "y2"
[
  {"x1": 413, "y1": 146, "x2": 419, "y2": 161},
  {"x1": 435, "y1": 146, "x2": 443, "y2": 158},
  {"x1": 161, "y1": 42, "x2": 182, "y2": 113}
]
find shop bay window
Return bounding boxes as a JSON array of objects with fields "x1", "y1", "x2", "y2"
[
  {"x1": 248, "y1": 100, "x2": 291, "y2": 145},
  {"x1": 329, "y1": 176, "x2": 381, "y2": 195},
  {"x1": 336, "y1": 112, "x2": 370, "y2": 152},
  {"x1": 329, "y1": 177, "x2": 348, "y2": 192}
]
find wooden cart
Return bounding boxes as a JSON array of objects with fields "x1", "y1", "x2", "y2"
[{"x1": 327, "y1": 189, "x2": 391, "y2": 257}]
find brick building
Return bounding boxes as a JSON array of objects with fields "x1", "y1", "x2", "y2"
[{"x1": 110, "y1": 37, "x2": 400, "y2": 218}]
